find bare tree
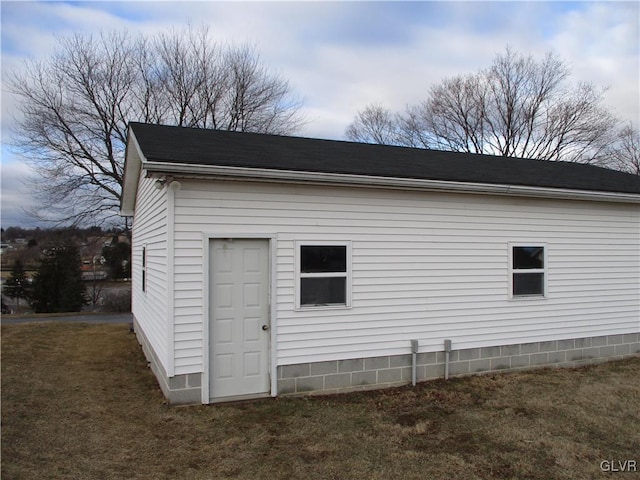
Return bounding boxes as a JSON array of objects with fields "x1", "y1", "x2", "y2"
[
  {"x1": 345, "y1": 104, "x2": 404, "y2": 145},
  {"x1": 599, "y1": 124, "x2": 640, "y2": 175},
  {"x1": 221, "y1": 45, "x2": 304, "y2": 135},
  {"x1": 11, "y1": 31, "x2": 134, "y2": 225},
  {"x1": 404, "y1": 73, "x2": 488, "y2": 151},
  {"x1": 8, "y1": 26, "x2": 304, "y2": 225},
  {"x1": 347, "y1": 48, "x2": 620, "y2": 163}
]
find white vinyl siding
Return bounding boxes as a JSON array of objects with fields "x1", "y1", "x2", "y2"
[
  {"x1": 131, "y1": 175, "x2": 169, "y2": 373},
  {"x1": 170, "y1": 180, "x2": 639, "y2": 372}
]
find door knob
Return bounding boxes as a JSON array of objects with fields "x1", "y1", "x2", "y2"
[{"x1": 261, "y1": 325, "x2": 269, "y2": 331}]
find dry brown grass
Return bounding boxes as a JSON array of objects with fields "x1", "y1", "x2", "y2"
[{"x1": 2, "y1": 322, "x2": 639, "y2": 479}]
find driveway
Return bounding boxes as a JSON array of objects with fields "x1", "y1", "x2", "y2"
[{"x1": 1, "y1": 312, "x2": 133, "y2": 325}]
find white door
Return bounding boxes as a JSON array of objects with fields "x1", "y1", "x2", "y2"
[{"x1": 209, "y1": 239, "x2": 270, "y2": 400}]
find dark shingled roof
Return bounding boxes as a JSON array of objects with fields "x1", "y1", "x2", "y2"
[{"x1": 129, "y1": 122, "x2": 640, "y2": 195}]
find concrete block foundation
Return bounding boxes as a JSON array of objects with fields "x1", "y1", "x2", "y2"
[
  {"x1": 277, "y1": 333, "x2": 640, "y2": 397},
  {"x1": 133, "y1": 316, "x2": 201, "y2": 405},
  {"x1": 134, "y1": 314, "x2": 639, "y2": 404}
]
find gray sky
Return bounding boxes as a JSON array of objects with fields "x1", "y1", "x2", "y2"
[{"x1": 1, "y1": 1, "x2": 639, "y2": 228}]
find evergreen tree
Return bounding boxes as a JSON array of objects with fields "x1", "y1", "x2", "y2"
[
  {"x1": 3, "y1": 260, "x2": 30, "y2": 308},
  {"x1": 102, "y1": 240, "x2": 131, "y2": 280},
  {"x1": 29, "y1": 243, "x2": 86, "y2": 313}
]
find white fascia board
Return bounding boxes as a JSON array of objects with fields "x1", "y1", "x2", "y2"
[
  {"x1": 120, "y1": 128, "x2": 146, "y2": 216},
  {"x1": 141, "y1": 161, "x2": 640, "y2": 204}
]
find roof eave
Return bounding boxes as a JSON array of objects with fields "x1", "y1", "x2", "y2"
[
  {"x1": 141, "y1": 161, "x2": 640, "y2": 204},
  {"x1": 120, "y1": 127, "x2": 145, "y2": 217}
]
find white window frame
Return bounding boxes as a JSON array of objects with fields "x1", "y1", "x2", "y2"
[
  {"x1": 295, "y1": 241, "x2": 352, "y2": 310},
  {"x1": 508, "y1": 243, "x2": 547, "y2": 299}
]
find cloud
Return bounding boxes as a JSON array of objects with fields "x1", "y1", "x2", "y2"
[
  {"x1": 0, "y1": 1, "x2": 637, "y2": 226},
  {"x1": 0, "y1": 157, "x2": 40, "y2": 228},
  {"x1": 2, "y1": 1, "x2": 638, "y2": 140},
  {"x1": 1, "y1": 1, "x2": 137, "y2": 58},
  {"x1": 548, "y1": 2, "x2": 640, "y2": 125}
]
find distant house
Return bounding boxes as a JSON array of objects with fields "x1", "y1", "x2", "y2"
[{"x1": 121, "y1": 122, "x2": 640, "y2": 405}]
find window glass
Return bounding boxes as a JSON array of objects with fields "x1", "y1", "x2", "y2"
[
  {"x1": 301, "y1": 246, "x2": 346, "y2": 273},
  {"x1": 513, "y1": 272, "x2": 544, "y2": 296},
  {"x1": 301, "y1": 277, "x2": 346, "y2": 306},
  {"x1": 511, "y1": 245, "x2": 545, "y2": 297},
  {"x1": 298, "y1": 243, "x2": 350, "y2": 308},
  {"x1": 513, "y1": 246, "x2": 544, "y2": 269}
]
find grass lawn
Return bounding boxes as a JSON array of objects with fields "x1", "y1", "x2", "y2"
[{"x1": 2, "y1": 322, "x2": 639, "y2": 480}]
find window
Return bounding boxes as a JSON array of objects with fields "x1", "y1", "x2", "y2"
[
  {"x1": 297, "y1": 243, "x2": 351, "y2": 308},
  {"x1": 141, "y1": 246, "x2": 146, "y2": 292},
  {"x1": 510, "y1": 245, "x2": 546, "y2": 298}
]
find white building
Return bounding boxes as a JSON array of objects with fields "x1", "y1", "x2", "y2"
[{"x1": 121, "y1": 122, "x2": 640, "y2": 405}]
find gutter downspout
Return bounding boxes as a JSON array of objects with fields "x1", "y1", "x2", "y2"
[
  {"x1": 411, "y1": 340, "x2": 419, "y2": 386},
  {"x1": 444, "y1": 339, "x2": 452, "y2": 380}
]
